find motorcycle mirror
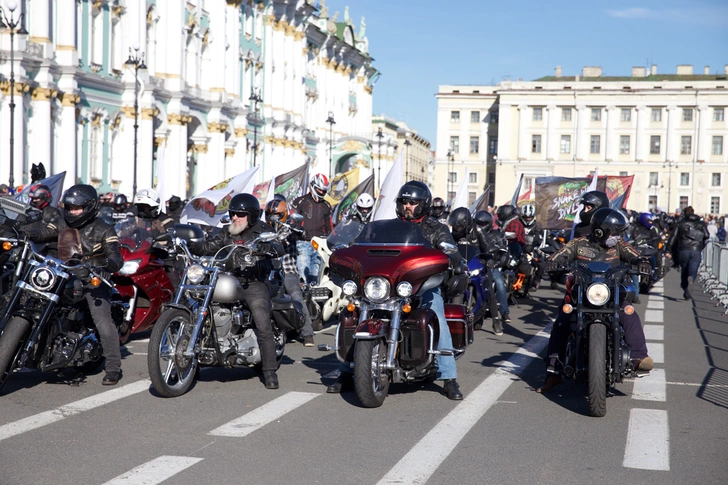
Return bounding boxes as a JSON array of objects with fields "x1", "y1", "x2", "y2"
[
  {"x1": 439, "y1": 242, "x2": 457, "y2": 252},
  {"x1": 220, "y1": 215, "x2": 231, "y2": 224},
  {"x1": 290, "y1": 213, "x2": 304, "y2": 222},
  {"x1": 258, "y1": 232, "x2": 278, "y2": 242}
]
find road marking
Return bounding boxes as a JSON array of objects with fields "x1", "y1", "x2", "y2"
[
  {"x1": 376, "y1": 324, "x2": 551, "y2": 485},
  {"x1": 647, "y1": 342, "x2": 664, "y2": 363},
  {"x1": 102, "y1": 455, "x2": 203, "y2": 485},
  {"x1": 208, "y1": 391, "x2": 320, "y2": 437},
  {"x1": 632, "y1": 369, "x2": 667, "y2": 401},
  {"x1": 644, "y1": 310, "x2": 664, "y2": 322},
  {"x1": 623, "y1": 409, "x2": 670, "y2": 470},
  {"x1": 663, "y1": 381, "x2": 728, "y2": 389},
  {"x1": 644, "y1": 325, "x2": 664, "y2": 341},
  {"x1": 653, "y1": 281, "x2": 664, "y2": 287},
  {"x1": 0, "y1": 379, "x2": 150, "y2": 442},
  {"x1": 647, "y1": 300, "x2": 664, "y2": 309}
]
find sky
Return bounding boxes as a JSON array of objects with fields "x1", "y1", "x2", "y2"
[{"x1": 324, "y1": 0, "x2": 728, "y2": 149}]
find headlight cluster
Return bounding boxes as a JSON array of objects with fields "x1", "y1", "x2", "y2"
[
  {"x1": 586, "y1": 283, "x2": 610, "y2": 306},
  {"x1": 186, "y1": 264, "x2": 206, "y2": 284},
  {"x1": 342, "y1": 280, "x2": 358, "y2": 296},
  {"x1": 396, "y1": 281, "x2": 413, "y2": 297},
  {"x1": 363, "y1": 276, "x2": 390, "y2": 302},
  {"x1": 30, "y1": 267, "x2": 56, "y2": 291}
]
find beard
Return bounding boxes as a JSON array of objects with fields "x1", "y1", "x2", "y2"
[{"x1": 228, "y1": 218, "x2": 248, "y2": 235}]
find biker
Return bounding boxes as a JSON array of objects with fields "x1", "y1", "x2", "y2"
[
  {"x1": 431, "y1": 197, "x2": 448, "y2": 224},
  {"x1": 191, "y1": 193, "x2": 284, "y2": 389},
  {"x1": 328, "y1": 181, "x2": 466, "y2": 400},
  {"x1": 537, "y1": 208, "x2": 653, "y2": 393},
  {"x1": 112, "y1": 194, "x2": 133, "y2": 221},
  {"x1": 265, "y1": 195, "x2": 316, "y2": 347},
  {"x1": 667, "y1": 206, "x2": 709, "y2": 300},
  {"x1": 632, "y1": 212, "x2": 662, "y2": 276},
  {"x1": 166, "y1": 195, "x2": 184, "y2": 225},
  {"x1": 21, "y1": 184, "x2": 63, "y2": 251},
  {"x1": 291, "y1": 174, "x2": 333, "y2": 285},
  {"x1": 347, "y1": 193, "x2": 375, "y2": 224},
  {"x1": 571, "y1": 190, "x2": 610, "y2": 239},
  {"x1": 495, "y1": 204, "x2": 526, "y2": 260},
  {"x1": 133, "y1": 188, "x2": 175, "y2": 238},
  {"x1": 520, "y1": 203, "x2": 546, "y2": 291}
]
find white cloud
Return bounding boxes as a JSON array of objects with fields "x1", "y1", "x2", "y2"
[{"x1": 606, "y1": 7, "x2": 652, "y2": 19}]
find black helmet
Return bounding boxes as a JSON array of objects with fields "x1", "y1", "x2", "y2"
[
  {"x1": 395, "y1": 181, "x2": 432, "y2": 221},
  {"x1": 496, "y1": 205, "x2": 518, "y2": 227},
  {"x1": 29, "y1": 184, "x2": 53, "y2": 209},
  {"x1": 167, "y1": 195, "x2": 182, "y2": 212},
  {"x1": 473, "y1": 210, "x2": 493, "y2": 231},
  {"x1": 228, "y1": 193, "x2": 261, "y2": 225},
  {"x1": 579, "y1": 190, "x2": 610, "y2": 224},
  {"x1": 62, "y1": 184, "x2": 99, "y2": 228},
  {"x1": 113, "y1": 194, "x2": 128, "y2": 212},
  {"x1": 590, "y1": 208, "x2": 628, "y2": 245},
  {"x1": 431, "y1": 197, "x2": 446, "y2": 218},
  {"x1": 448, "y1": 207, "x2": 472, "y2": 239}
]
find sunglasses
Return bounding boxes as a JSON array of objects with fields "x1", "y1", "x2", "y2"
[
  {"x1": 229, "y1": 211, "x2": 250, "y2": 218},
  {"x1": 398, "y1": 198, "x2": 420, "y2": 206}
]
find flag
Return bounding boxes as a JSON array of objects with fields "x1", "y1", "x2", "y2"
[
  {"x1": 251, "y1": 179, "x2": 273, "y2": 208},
  {"x1": 372, "y1": 151, "x2": 404, "y2": 221},
  {"x1": 21, "y1": 172, "x2": 66, "y2": 207},
  {"x1": 325, "y1": 167, "x2": 360, "y2": 207},
  {"x1": 517, "y1": 185, "x2": 533, "y2": 206},
  {"x1": 331, "y1": 175, "x2": 375, "y2": 224},
  {"x1": 154, "y1": 139, "x2": 167, "y2": 205},
  {"x1": 274, "y1": 160, "x2": 309, "y2": 202},
  {"x1": 605, "y1": 175, "x2": 634, "y2": 209},
  {"x1": 510, "y1": 173, "x2": 524, "y2": 206},
  {"x1": 469, "y1": 186, "x2": 491, "y2": 214},
  {"x1": 451, "y1": 167, "x2": 469, "y2": 210},
  {"x1": 570, "y1": 168, "x2": 599, "y2": 239},
  {"x1": 180, "y1": 167, "x2": 259, "y2": 227}
]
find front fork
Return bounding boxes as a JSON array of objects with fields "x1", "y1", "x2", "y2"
[{"x1": 384, "y1": 308, "x2": 402, "y2": 370}]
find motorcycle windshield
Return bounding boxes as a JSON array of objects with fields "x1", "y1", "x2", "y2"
[
  {"x1": 354, "y1": 219, "x2": 432, "y2": 247},
  {"x1": 327, "y1": 219, "x2": 365, "y2": 249},
  {"x1": 114, "y1": 217, "x2": 153, "y2": 252}
]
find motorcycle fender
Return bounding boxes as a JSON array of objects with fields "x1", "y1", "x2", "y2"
[
  {"x1": 354, "y1": 318, "x2": 388, "y2": 340},
  {"x1": 161, "y1": 303, "x2": 194, "y2": 320},
  {"x1": 335, "y1": 308, "x2": 359, "y2": 363}
]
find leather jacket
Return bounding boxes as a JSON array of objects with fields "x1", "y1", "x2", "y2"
[
  {"x1": 22, "y1": 206, "x2": 63, "y2": 243},
  {"x1": 291, "y1": 193, "x2": 333, "y2": 239},
  {"x1": 416, "y1": 215, "x2": 463, "y2": 267},
  {"x1": 59, "y1": 217, "x2": 123, "y2": 273},
  {"x1": 551, "y1": 235, "x2": 642, "y2": 268},
  {"x1": 632, "y1": 224, "x2": 662, "y2": 248},
  {"x1": 669, "y1": 214, "x2": 709, "y2": 251},
  {"x1": 141, "y1": 211, "x2": 175, "y2": 238}
]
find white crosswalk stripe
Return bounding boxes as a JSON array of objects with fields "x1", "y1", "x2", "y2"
[
  {"x1": 623, "y1": 409, "x2": 670, "y2": 470},
  {"x1": 647, "y1": 342, "x2": 664, "y2": 363},
  {"x1": 644, "y1": 325, "x2": 664, "y2": 340},
  {"x1": 632, "y1": 369, "x2": 667, "y2": 401},
  {"x1": 102, "y1": 455, "x2": 203, "y2": 485}
]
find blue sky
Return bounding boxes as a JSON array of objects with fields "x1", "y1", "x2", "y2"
[{"x1": 324, "y1": 0, "x2": 728, "y2": 148}]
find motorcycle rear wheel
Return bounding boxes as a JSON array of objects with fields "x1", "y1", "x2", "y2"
[
  {"x1": 148, "y1": 309, "x2": 198, "y2": 398},
  {"x1": 354, "y1": 339, "x2": 390, "y2": 408},
  {"x1": 0, "y1": 317, "x2": 31, "y2": 392},
  {"x1": 588, "y1": 324, "x2": 608, "y2": 417}
]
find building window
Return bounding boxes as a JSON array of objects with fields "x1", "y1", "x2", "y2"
[
  {"x1": 449, "y1": 136, "x2": 459, "y2": 154},
  {"x1": 590, "y1": 135, "x2": 600, "y2": 154},
  {"x1": 620, "y1": 108, "x2": 631, "y2": 122},
  {"x1": 650, "y1": 135, "x2": 661, "y2": 154},
  {"x1": 682, "y1": 108, "x2": 693, "y2": 122},
  {"x1": 651, "y1": 108, "x2": 662, "y2": 122},
  {"x1": 648, "y1": 195, "x2": 657, "y2": 212},
  {"x1": 468, "y1": 192, "x2": 477, "y2": 206},
  {"x1": 450, "y1": 111, "x2": 460, "y2": 123},
  {"x1": 591, "y1": 108, "x2": 601, "y2": 121},
  {"x1": 715, "y1": 108, "x2": 725, "y2": 122},
  {"x1": 469, "y1": 172, "x2": 478, "y2": 184},
  {"x1": 490, "y1": 110, "x2": 499, "y2": 123},
  {"x1": 560, "y1": 135, "x2": 571, "y2": 153},
  {"x1": 469, "y1": 136, "x2": 479, "y2": 154},
  {"x1": 680, "y1": 136, "x2": 692, "y2": 155},
  {"x1": 471, "y1": 111, "x2": 480, "y2": 123},
  {"x1": 620, "y1": 171, "x2": 628, "y2": 176},
  {"x1": 489, "y1": 137, "x2": 498, "y2": 155},
  {"x1": 712, "y1": 173, "x2": 721, "y2": 186},
  {"x1": 620, "y1": 135, "x2": 630, "y2": 154},
  {"x1": 710, "y1": 197, "x2": 720, "y2": 215},
  {"x1": 680, "y1": 173, "x2": 690, "y2": 186},
  {"x1": 532, "y1": 134, "x2": 542, "y2": 153},
  {"x1": 649, "y1": 172, "x2": 659, "y2": 187},
  {"x1": 488, "y1": 171, "x2": 496, "y2": 184},
  {"x1": 562, "y1": 107, "x2": 572, "y2": 121},
  {"x1": 712, "y1": 136, "x2": 723, "y2": 155},
  {"x1": 533, "y1": 107, "x2": 543, "y2": 121},
  {"x1": 448, "y1": 172, "x2": 457, "y2": 183},
  {"x1": 680, "y1": 196, "x2": 689, "y2": 209}
]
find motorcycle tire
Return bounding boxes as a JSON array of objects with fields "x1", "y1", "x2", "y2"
[
  {"x1": 148, "y1": 309, "x2": 198, "y2": 398},
  {"x1": 587, "y1": 324, "x2": 608, "y2": 418},
  {"x1": 354, "y1": 339, "x2": 390, "y2": 408},
  {"x1": 0, "y1": 316, "x2": 31, "y2": 392},
  {"x1": 467, "y1": 286, "x2": 485, "y2": 330}
]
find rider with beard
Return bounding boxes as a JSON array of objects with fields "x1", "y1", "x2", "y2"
[
  {"x1": 571, "y1": 190, "x2": 610, "y2": 239},
  {"x1": 191, "y1": 193, "x2": 284, "y2": 389},
  {"x1": 537, "y1": 208, "x2": 653, "y2": 393},
  {"x1": 431, "y1": 197, "x2": 448, "y2": 224},
  {"x1": 265, "y1": 195, "x2": 315, "y2": 347},
  {"x1": 347, "y1": 193, "x2": 375, "y2": 224},
  {"x1": 291, "y1": 174, "x2": 333, "y2": 285}
]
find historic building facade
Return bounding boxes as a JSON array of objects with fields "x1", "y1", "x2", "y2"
[
  {"x1": 0, "y1": 0, "x2": 378, "y2": 199},
  {"x1": 371, "y1": 115, "x2": 431, "y2": 190},
  {"x1": 435, "y1": 65, "x2": 728, "y2": 215}
]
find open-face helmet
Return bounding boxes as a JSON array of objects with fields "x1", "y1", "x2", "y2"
[{"x1": 229, "y1": 193, "x2": 261, "y2": 225}]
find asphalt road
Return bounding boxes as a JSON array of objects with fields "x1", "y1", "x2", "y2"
[{"x1": 0, "y1": 270, "x2": 726, "y2": 485}]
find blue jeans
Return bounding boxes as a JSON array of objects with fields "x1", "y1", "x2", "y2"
[
  {"x1": 296, "y1": 240, "x2": 321, "y2": 285},
  {"x1": 491, "y1": 268, "x2": 509, "y2": 315},
  {"x1": 678, "y1": 249, "x2": 701, "y2": 290}
]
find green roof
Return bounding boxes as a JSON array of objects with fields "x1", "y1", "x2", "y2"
[{"x1": 533, "y1": 74, "x2": 727, "y2": 82}]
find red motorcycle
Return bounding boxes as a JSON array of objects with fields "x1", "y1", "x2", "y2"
[
  {"x1": 325, "y1": 219, "x2": 472, "y2": 407},
  {"x1": 112, "y1": 218, "x2": 175, "y2": 344}
]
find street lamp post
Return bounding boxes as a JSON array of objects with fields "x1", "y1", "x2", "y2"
[
  {"x1": 446, "y1": 149, "x2": 454, "y2": 205},
  {"x1": 404, "y1": 132, "x2": 412, "y2": 182},
  {"x1": 124, "y1": 44, "x2": 146, "y2": 198},
  {"x1": 664, "y1": 161, "x2": 678, "y2": 213},
  {"x1": 0, "y1": 0, "x2": 28, "y2": 190},
  {"x1": 248, "y1": 90, "x2": 262, "y2": 167},
  {"x1": 375, "y1": 126, "x2": 383, "y2": 190},
  {"x1": 326, "y1": 111, "x2": 336, "y2": 178}
]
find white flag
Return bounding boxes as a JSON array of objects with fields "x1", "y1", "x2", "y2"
[
  {"x1": 372, "y1": 151, "x2": 404, "y2": 221},
  {"x1": 451, "y1": 168, "x2": 469, "y2": 210},
  {"x1": 570, "y1": 167, "x2": 599, "y2": 240},
  {"x1": 180, "y1": 167, "x2": 259, "y2": 227}
]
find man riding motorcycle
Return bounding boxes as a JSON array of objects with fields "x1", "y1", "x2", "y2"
[
  {"x1": 496, "y1": 204, "x2": 526, "y2": 259},
  {"x1": 112, "y1": 194, "x2": 133, "y2": 221},
  {"x1": 133, "y1": 188, "x2": 175, "y2": 237},
  {"x1": 166, "y1": 195, "x2": 184, "y2": 224},
  {"x1": 21, "y1": 184, "x2": 63, "y2": 253},
  {"x1": 347, "y1": 193, "x2": 375, "y2": 224},
  {"x1": 291, "y1": 174, "x2": 332, "y2": 285},
  {"x1": 537, "y1": 208, "x2": 653, "y2": 393},
  {"x1": 431, "y1": 197, "x2": 448, "y2": 224},
  {"x1": 571, "y1": 190, "x2": 610, "y2": 239},
  {"x1": 190, "y1": 193, "x2": 284, "y2": 389}
]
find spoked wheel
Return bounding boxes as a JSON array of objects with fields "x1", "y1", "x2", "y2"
[
  {"x1": 354, "y1": 339, "x2": 390, "y2": 408},
  {"x1": 587, "y1": 324, "x2": 608, "y2": 417},
  {"x1": 148, "y1": 309, "x2": 198, "y2": 398},
  {"x1": 0, "y1": 317, "x2": 31, "y2": 392}
]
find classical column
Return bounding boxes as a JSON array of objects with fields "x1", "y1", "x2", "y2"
[
  {"x1": 29, "y1": 87, "x2": 57, "y2": 171},
  {"x1": 138, "y1": 106, "x2": 157, "y2": 190},
  {"x1": 545, "y1": 104, "x2": 556, "y2": 160},
  {"x1": 665, "y1": 106, "x2": 678, "y2": 163},
  {"x1": 605, "y1": 105, "x2": 616, "y2": 162},
  {"x1": 635, "y1": 107, "x2": 649, "y2": 162},
  {"x1": 517, "y1": 104, "x2": 529, "y2": 160},
  {"x1": 29, "y1": 0, "x2": 52, "y2": 58},
  {"x1": 575, "y1": 106, "x2": 588, "y2": 162},
  {"x1": 55, "y1": 0, "x2": 78, "y2": 66},
  {"x1": 165, "y1": 114, "x2": 192, "y2": 198},
  {"x1": 205, "y1": 120, "x2": 228, "y2": 188}
]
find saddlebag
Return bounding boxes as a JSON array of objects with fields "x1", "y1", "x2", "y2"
[
  {"x1": 399, "y1": 308, "x2": 439, "y2": 369},
  {"x1": 271, "y1": 296, "x2": 305, "y2": 332},
  {"x1": 445, "y1": 303, "x2": 474, "y2": 351}
]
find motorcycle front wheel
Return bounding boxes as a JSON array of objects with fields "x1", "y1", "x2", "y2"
[
  {"x1": 148, "y1": 309, "x2": 198, "y2": 398},
  {"x1": 0, "y1": 316, "x2": 31, "y2": 391},
  {"x1": 354, "y1": 339, "x2": 390, "y2": 408},
  {"x1": 587, "y1": 324, "x2": 608, "y2": 417}
]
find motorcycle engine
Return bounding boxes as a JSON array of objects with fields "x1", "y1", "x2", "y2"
[{"x1": 234, "y1": 329, "x2": 261, "y2": 366}]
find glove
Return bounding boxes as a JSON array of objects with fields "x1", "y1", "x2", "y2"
[
  {"x1": 453, "y1": 260, "x2": 467, "y2": 275},
  {"x1": 257, "y1": 242, "x2": 273, "y2": 255}
]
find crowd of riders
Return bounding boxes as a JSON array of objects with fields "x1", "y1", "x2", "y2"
[{"x1": 0, "y1": 170, "x2": 719, "y2": 400}]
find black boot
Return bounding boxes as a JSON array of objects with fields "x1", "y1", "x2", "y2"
[
  {"x1": 263, "y1": 370, "x2": 279, "y2": 389},
  {"x1": 326, "y1": 372, "x2": 354, "y2": 393},
  {"x1": 443, "y1": 379, "x2": 463, "y2": 400},
  {"x1": 102, "y1": 370, "x2": 122, "y2": 386}
]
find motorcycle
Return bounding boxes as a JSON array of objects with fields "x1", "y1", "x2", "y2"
[
  {"x1": 112, "y1": 217, "x2": 176, "y2": 344},
  {"x1": 147, "y1": 225, "x2": 293, "y2": 398},
  {"x1": 0, "y1": 232, "x2": 116, "y2": 391},
  {"x1": 0, "y1": 197, "x2": 42, "y2": 297},
  {"x1": 324, "y1": 219, "x2": 472, "y2": 408},
  {"x1": 551, "y1": 260, "x2": 649, "y2": 417}
]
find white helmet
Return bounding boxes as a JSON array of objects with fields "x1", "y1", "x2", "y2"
[
  {"x1": 309, "y1": 173, "x2": 330, "y2": 202},
  {"x1": 355, "y1": 193, "x2": 375, "y2": 222},
  {"x1": 134, "y1": 188, "x2": 161, "y2": 218}
]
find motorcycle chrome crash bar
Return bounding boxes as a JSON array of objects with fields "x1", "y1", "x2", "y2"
[{"x1": 183, "y1": 266, "x2": 220, "y2": 358}]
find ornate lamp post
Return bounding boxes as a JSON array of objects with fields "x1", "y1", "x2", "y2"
[
  {"x1": 248, "y1": 89, "x2": 262, "y2": 167},
  {"x1": 326, "y1": 111, "x2": 336, "y2": 177},
  {"x1": 375, "y1": 126, "x2": 383, "y2": 189},
  {"x1": 446, "y1": 149, "x2": 454, "y2": 205},
  {"x1": 124, "y1": 43, "x2": 146, "y2": 197},
  {"x1": 0, "y1": 0, "x2": 28, "y2": 189}
]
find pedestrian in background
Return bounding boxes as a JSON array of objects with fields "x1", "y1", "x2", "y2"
[{"x1": 668, "y1": 206, "x2": 709, "y2": 300}]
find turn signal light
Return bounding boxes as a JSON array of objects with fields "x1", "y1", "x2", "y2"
[
  {"x1": 402, "y1": 303, "x2": 412, "y2": 313},
  {"x1": 2, "y1": 241, "x2": 12, "y2": 250},
  {"x1": 562, "y1": 304, "x2": 573, "y2": 314},
  {"x1": 311, "y1": 240, "x2": 319, "y2": 250},
  {"x1": 624, "y1": 305, "x2": 635, "y2": 315},
  {"x1": 90, "y1": 276, "x2": 101, "y2": 287},
  {"x1": 346, "y1": 302, "x2": 355, "y2": 312},
  {"x1": 658, "y1": 242, "x2": 664, "y2": 250}
]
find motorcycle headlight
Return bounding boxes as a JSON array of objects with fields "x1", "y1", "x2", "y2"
[
  {"x1": 364, "y1": 276, "x2": 390, "y2": 303},
  {"x1": 396, "y1": 281, "x2": 413, "y2": 297},
  {"x1": 186, "y1": 264, "x2": 206, "y2": 284},
  {"x1": 586, "y1": 283, "x2": 610, "y2": 306},
  {"x1": 118, "y1": 259, "x2": 142, "y2": 276},
  {"x1": 30, "y1": 267, "x2": 56, "y2": 291},
  {"x1": 342, "y1": 280, "x2": 358, "y2": 296}
]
